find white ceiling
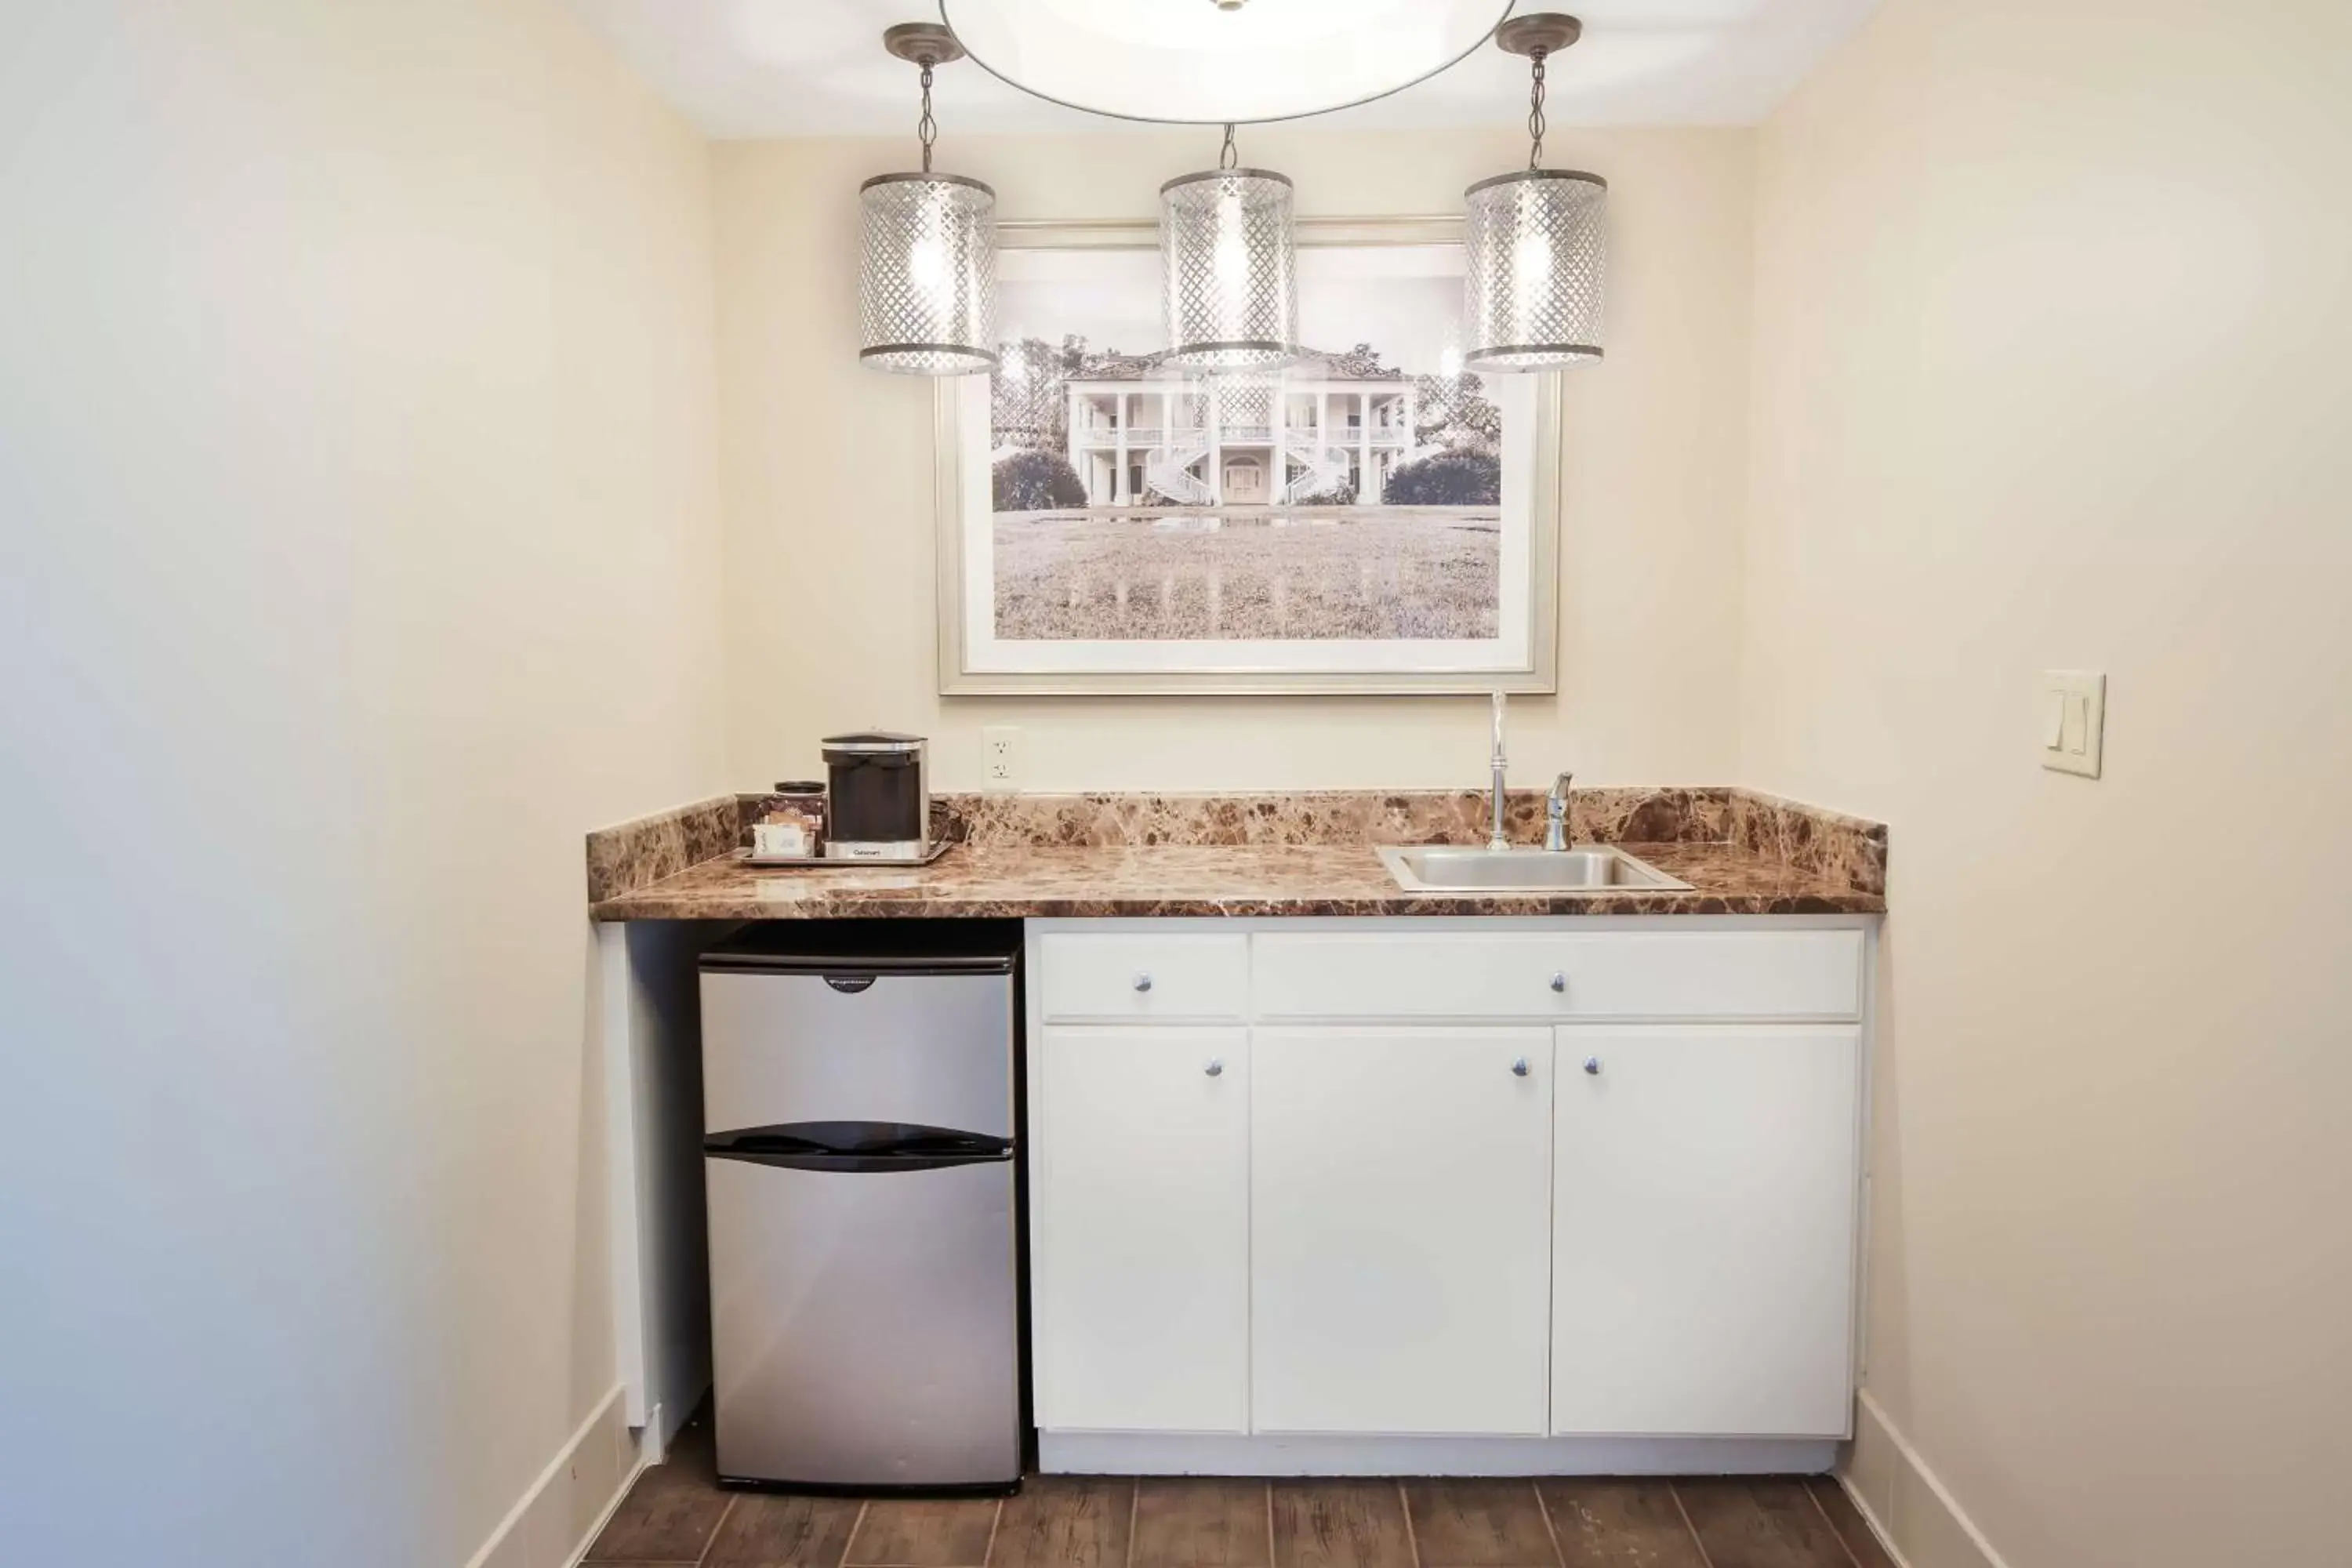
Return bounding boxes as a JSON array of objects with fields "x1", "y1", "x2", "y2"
[{"x1": 561, "y1": 1, "x2": 1887, "y2": 139}]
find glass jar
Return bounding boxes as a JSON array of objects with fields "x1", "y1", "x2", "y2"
[{"x1": 753, "y1": 780, "x2": 826, "y2": 858}]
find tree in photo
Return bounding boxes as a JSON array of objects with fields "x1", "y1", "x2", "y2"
[
  {"x1": 993, "y1": 448, "x2": 1088, "y2": 511},
  {"x1": 991, "y1": 333, "x2": 1091, "y2": 452},
  {"x1": 1414, "y1": 369, "x2": 1502, "y2": 457},
  {"x1": 1383, "y1": 449, "x2": 1501, "y2": 506}
]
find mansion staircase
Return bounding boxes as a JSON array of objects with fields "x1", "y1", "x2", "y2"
[
  {"x1": 1280, "y1": 434, "x2": 1352, "y2": 503},
  {"x1": 1143, "y1": 436, "x2": 1214, "y2": 505}
]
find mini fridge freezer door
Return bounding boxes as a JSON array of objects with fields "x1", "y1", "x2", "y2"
[{"x1": 699, "y1": 970, "x2": 1014, "y2": 1142}]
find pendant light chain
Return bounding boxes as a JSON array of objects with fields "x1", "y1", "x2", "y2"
[
  {"x1": 1219, "y1": 122, "x2": 1239, "y2": 171},
  {"x1": 917, "y1": 60, "x2": 937, "y2": 172},
  {"x1": 1526, "y1": 49, "x2": 1548, "y2": 170}
]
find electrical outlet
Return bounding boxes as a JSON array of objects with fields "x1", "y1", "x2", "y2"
[{"x1": 982, "y1": 726, "x2": 1023, "y2": 794}]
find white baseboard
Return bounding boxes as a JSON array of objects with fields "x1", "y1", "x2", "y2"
[
  {"x1": 463, "y1": 1384, "x2": 645, "y2": 1568},
  {"x1": 1041, "y1": 1432, "x2": 1837, "y2": 1477},
  {"x1": 1838, "y1": 1389, "x2": 2010, "y2": 1568}
]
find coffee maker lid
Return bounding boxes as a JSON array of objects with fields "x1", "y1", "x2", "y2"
[{"x1": 822, "y1": 730, "x2": 927, "y2": 755}]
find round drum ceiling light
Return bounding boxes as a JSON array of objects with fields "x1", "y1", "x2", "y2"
[{"x1": 938, "y1": 0, "x2": 1517, "y2": 125}]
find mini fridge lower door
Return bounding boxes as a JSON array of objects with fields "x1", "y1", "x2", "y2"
[{"x1": 705, "y1": 1152, "x2": 1020, "y2": 1490}]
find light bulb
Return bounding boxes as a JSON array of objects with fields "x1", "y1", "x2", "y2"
[
  {"x1": 909, "y1": 237, "x2": 947, "y2": 292},
  {"x1": 1512, "y1": 230, "x2": 1552, "y2": 339},
  {"x1": 1214, "y1": 194, "x2": 1247, "y2": 283}
]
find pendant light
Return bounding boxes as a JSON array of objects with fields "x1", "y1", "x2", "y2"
[
  {"x1": 1463, "y1": 15, "x2": 1606, "y2": 372},
  {"x1": 858, "y1": 24, "x2": 996, "y2": 375},
  {"x1": 1161, "y1": 124, "x2": 1298, "y2": 370},
  {"x1": 939, "y1": 0, "x2": 1514, "y2": 126}
]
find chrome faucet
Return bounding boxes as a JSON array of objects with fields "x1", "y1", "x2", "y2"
[
  {"x1": 1544, "y1": 771, "x2": 1577, "y2": 851},
  {"x1": 1487, "y1": 691, "x2": 1511, "y2": 851}
]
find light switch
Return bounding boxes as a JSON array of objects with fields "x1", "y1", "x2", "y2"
[{"x1": 2041, "y1": 670, "x2": 2106, "y2": 779}]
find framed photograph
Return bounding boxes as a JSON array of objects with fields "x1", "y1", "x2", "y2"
[{"x1": 934, "y1": 216, "x2": 1562, "y2": 695}]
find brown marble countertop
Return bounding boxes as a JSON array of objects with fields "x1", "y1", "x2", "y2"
[{"x1": 589, "y1": 838, "x2": 1882, "y2": 921}]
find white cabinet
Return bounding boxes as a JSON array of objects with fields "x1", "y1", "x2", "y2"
[
  {"x1": 1025, "y1": 918, "x2": 1874, "y2": 1468},
  {"x1": 1033, "y1": 1026, "x2": 1250, "y2": 1433},
  {"x1": 1251, "y1": 1026, "x2": 1554, "y2": 1436},
  {"x1": 1551, "y1": 1025, "x2": 1862, "y2": 1438}
]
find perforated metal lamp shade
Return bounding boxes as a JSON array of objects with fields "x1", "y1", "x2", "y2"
[
  {"x1": 1160, "y1": 168, "x2": 1298, "y2": 370},
  {"x1": 858, "y1": 172, "x2": 999, "y2": 375},
  {"x1": 1462, "y1": 170, "x2": 1607, "y2": 372}
]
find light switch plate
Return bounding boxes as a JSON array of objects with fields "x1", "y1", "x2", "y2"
[
  {"x1": 982, "y1": 725, "x2": 1023, "y2": 794},
  {"x1": 2041, "y1": 670, "x2": 2106, "y2": 779}
]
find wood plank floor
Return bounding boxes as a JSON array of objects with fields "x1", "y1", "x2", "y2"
[{"x1": 586, "y1": 1413, "x2": 1886, "y2": 1568}]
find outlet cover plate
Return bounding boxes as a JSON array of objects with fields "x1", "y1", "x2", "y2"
[{"x1": 982, "y1": 725, "x2": 1023, "y2": 795}]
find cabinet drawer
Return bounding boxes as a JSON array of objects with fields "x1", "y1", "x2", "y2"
[
  {"x1": 1253, "y1": 930, "x2": 1862, "y2": 1022},
  {"x1": 1039, "y1": 933, "x2": 1250, "y2": 1022}
]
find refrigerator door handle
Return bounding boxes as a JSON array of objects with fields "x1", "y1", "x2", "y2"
[
  {"x1": 704, "y1": 1120, "x2": 1012, "y2": 1172},
  {"x1": 705, "y1": 1148, "x2": 1011, "y2": 1173},
  {"x1": 706, "y1": 1120, "x2": 1009, "y2": 1156}
]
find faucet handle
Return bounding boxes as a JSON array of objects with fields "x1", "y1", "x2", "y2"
[{"x1": 1544, "y1": 771, "x2": 1575, "y2": 851}]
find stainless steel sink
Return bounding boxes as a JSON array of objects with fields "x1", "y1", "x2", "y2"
[{"x1": 1377, "y1": 844, "x2": 1693, "y2": 894}]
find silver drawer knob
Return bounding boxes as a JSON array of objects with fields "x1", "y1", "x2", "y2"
[
  {"x1": 1204, "y1": 1058, "x2": 1225, "y2": 1078},
  {"x1": 1511, "y1": 1057, "x2": 1531, "y2": 1077},
  {"x1": 1133, "y1": 973, "x2": 1153, "y2": 993},
  {"x1": 1584, "y1": 1056, "x2": 1602, "y2": 1076},
  {"x1": 1549, "y1": 971, "x2": 1567, "y2": 993}
]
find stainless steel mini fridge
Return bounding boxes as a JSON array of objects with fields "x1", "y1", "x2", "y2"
[{"x1": 699, "y1": 925, "x2": 1022, "y2": 1491}]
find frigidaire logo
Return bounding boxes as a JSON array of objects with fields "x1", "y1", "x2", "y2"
[{"x1": 824, "y1": 975, "x2": 877, "y2": 994}]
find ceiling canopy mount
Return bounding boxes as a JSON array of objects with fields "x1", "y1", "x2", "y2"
[
  {"x1": 882, "y1": 22, "x2": 964, "y2": 67},
  {"x1": 1493, "y1": 13, "x2": 1583, "y2": 58}
]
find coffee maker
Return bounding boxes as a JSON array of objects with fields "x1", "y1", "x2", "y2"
[{"x1": 818, "y1": 731, "x2": 931, "y2": 859}]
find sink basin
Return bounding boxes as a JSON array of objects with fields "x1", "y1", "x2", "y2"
[{"x1": 1377, "y1": 844, "x2": 1693, "y2": 894}]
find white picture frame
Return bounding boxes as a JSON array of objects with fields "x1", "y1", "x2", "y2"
[{"x1": 935, "y1": 216, "x2": 1563, "y2": 696}]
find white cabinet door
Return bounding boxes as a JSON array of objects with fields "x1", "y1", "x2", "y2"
[
  {"x1": 1552, "y1": 1025, "x2": 1862, "y2": 1438},
  {"x1": 1252, "y1": 1026, "x2": 1553, "y2": 1436},
  {"x1": 1035, "y1": 1026, "x2": 1250, "y2": 1432}
]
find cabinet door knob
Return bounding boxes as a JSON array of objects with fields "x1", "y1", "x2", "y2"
[
  {"x1": 1584, "y1": 1056, "x2": 1602, "y2": 1076},
  {"x1": 1549, "y1": 971, "x2": 1568, "y2": 993},
  {"x1": 1511, "y1": 1057, "x2": 1531, "y2": 1077},
  {"x1": 1133, "y1": 972, "x2": 1153, "y2": 993},
  {"x1": 1204, "y1": 1058, "x2": 1225, "y2": 1078}
]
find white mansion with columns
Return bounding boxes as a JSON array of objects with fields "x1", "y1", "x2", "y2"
[{"x1": 1065, "y1": 350, "x2": 1425, "y2": 508}]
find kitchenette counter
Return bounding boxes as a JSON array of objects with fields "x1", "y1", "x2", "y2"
[
  {"x1": 586, "y1": 788, "x2": 1886, "y2": 920},
  {"x1": 592, "y1": 837, "x2": 1878, "y2": 920}
]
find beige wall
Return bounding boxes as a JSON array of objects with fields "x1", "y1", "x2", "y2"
[
  {"x1": 14, "y1": 4, "x2": 2346, "y2": 1562},
  {"x1": 1740, "y1": 2, "x2": 2352, "y2": 1564},
  {"x1": 0, "y1": 2, "x2": 726, "y2": 1563},
  {"x1": 713, "y1": 127, "x2": 1755, "y2": 792}
]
